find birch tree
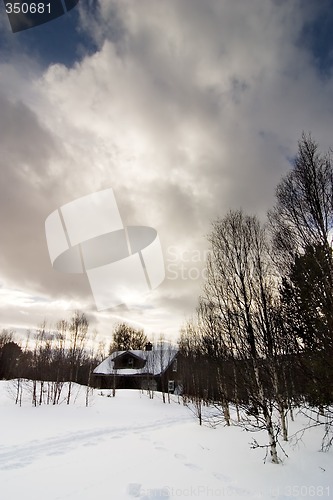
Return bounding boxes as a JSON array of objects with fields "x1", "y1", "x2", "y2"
[
  {"x1": 200, "y1": 210, "x2": 287, "y2": 462},
  {"x1": 270, "y1": 134, "x2": 333, "y2": 442},
  {"x1": 67, "y1": 311, "x2": 89, "y2": 404}
]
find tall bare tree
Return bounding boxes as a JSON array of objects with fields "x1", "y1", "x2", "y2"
[
  {"x1": 179, "y1": 321, "x2": 207, "y2": 424},
  {"x1": 270, "y1": 134, "x2": 333, "y2": 427},
  {"x1": 67, "y1": 311, "x2": 89, "y2": 404},
  {"x1": 200, "y1": 210, "x2": 288, "y2": 462},
  {"x1": 269, "y1": 133, "x2": 333, "y2": 286}
]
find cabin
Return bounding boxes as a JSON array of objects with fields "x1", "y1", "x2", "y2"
[{"x1": 92, "y1": 343, "x2": 182, "y2": 394}]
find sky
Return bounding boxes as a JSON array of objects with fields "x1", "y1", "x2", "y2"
[{"x1": 1, "y1": 0, "x2": 333, "y2": 345}]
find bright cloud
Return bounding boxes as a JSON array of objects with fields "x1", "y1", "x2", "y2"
[{"x1": 1, "y1": 1, "x2": 333, "y2": 340}]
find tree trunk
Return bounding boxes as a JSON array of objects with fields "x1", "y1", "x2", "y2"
[
  {"x1": 222, "y1": 397, "x2": 231, "y2": 426},
  {"x1": 264, "y1": 406, "x2": 279, "y2": 464},
  {"x1": 278, "y1": 400, "x2": 288, "y2": 442}
]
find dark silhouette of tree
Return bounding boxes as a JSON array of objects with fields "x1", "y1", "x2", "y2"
[
  {"x1": 270, "y1": 133, "x2": 333, "y2": 443},
  {"x1": 281, "y1": 244, "x2": 333, "y2": 352},
  {"x1": 269, "y1": 133, "x2": 333, "y2": 298},
  {"x1": 0, "y1": 329, "x2": 14, "y2": 349},
  {"x1": 280, "y1": 244, "x2": 333, "y2": 407},
  {"x1": 0, "y1": 341, "x2": 22, "y2": 379},
  {"x1": 110, "y1": 323, "x2": 148, "y2": 351}
]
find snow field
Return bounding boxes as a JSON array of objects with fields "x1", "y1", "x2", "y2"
[{"x1": 0, "y1": 381, "x2": 332, "y2": 500}]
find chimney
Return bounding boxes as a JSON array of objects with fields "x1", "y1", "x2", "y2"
[{"x1": 145, "y1": 342, "x2": 153, "y2": 351}]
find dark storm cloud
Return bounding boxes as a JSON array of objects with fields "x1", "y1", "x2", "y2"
[
  {"x1": 2, "y1": 0, "x2": 333, "y2": 338},
  {"x1": 0, "y1": 94, "x2": 91, "y2": 302}
]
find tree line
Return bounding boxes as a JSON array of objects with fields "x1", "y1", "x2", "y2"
[
  {"x1": 177, "y1": 134, "x2": 333, "y2": 463},
  {"x1": 0, "y1": 316, "x2": 154, "y2": 405}
]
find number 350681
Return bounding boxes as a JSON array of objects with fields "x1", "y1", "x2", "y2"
[{"x1": 6, "y1": 3, "x2": 51, "y2": 14}]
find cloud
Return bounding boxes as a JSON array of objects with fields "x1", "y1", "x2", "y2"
[{"x1": 1, "y1": 0, "x2": 333, "y2": 338}]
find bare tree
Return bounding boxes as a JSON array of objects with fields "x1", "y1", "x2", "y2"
[
  {"x1": 200, "y1": 210, "x2": 287, "y2": 463},
  {"x1": 196, "y1": 303, "x2": 231, "y2": 425},
  {"x1": 67, "y1": 311, "x2": 89, "y2": 404},
  {"x1": 269, "y1": 133, "x2": 333, "y2": 444},
  {"x1": 86, "y1": 330, "x2": 97, "y2": 407},
  {"x1": 179, "y1": 321, "x2": 211, "y2": 424},
  {"x1": 52, "y1": 320, "x2": 68, "y2": 405},
  {"x1": 110, "y1": 323, "x2": 148, "y2": 352},
  {"x1": 269, "y1": 133, "x2": 333, "y2": 302},
  {"x1": 144, "y1": 345, "x2": 157, "y2": 399},
  {"x1": 156, "y1": 335, "x2": 167, "y2": 404},
  {"x1": 0, "y1": 329, "x2": 14, "y2": 349}
]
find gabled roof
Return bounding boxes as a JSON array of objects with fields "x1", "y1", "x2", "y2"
[
  {"x1": 93, "y1": 347, "x2": 178, "y2": 377},
  {"x1": 112, "y1": 350, "x2": 145, "y2": 362}
]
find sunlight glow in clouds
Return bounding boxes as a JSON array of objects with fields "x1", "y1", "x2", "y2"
[{"x1": 1, "y1": 1, "x2": 333, "y2": 339}]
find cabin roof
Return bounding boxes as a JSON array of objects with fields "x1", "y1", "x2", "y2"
[{"x1": 93, "y1": 347, "x2": 178, "y2": 376}]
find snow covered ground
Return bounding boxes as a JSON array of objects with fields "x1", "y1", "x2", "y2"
[{"x1": 0, "y1": 381, "x2": 332, "y2": 500}]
